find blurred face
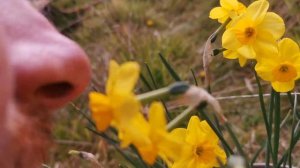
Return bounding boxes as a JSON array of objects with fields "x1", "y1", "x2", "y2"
[{"x1": 0, "y1": 0, "x2": 91, "y2": 167}]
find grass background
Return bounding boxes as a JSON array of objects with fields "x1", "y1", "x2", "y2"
[{"x1": 37, "y1": 0, "x2": 300, "y2": 167}]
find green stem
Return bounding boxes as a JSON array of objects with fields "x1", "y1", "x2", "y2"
[
  {"x1": 273, "y1": 91, "x2": 281, "y2": 166},
  {"x1": 137, "y1": 87, "x2": 169, "y2": 103},
  {"x1": 267, "y1": 90, "x2": 275, "y2": 168},
  {"x1": 254, "y1": 71, "x2": 270, "y2": 131},
  {"x1": 254, "y1": 71, "x2": 273, "y2": 165},
  {"x1": 137, "y1": 82, "x2": 190, "y2": 103},
  {"x1": 167, "y1": 106, "x2": 195, "y2": 131}
]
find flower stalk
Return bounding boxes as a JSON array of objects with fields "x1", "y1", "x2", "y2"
[
  {"x1": 273, "y1": 91, "x2": 281, "y2": 166},
  {"x1": 167, "y1": 106, "x2": 195, "y2": 131},
  {"x1": 137, "y1": 82, "x2": 189, "y2": 103}
]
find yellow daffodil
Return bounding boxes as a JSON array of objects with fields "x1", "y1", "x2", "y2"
[
  {"x1": 89, "y1": 60, "x2": 140, "y2": 131},
  {"x1": 171, "y1": 116, "x2": 226, "y2": 168},
  {"x1": 255, "y1": 38, "x2": 300, "y2": 92},
  {"x1": 124, "y1": 102, "x2": 182, "y2": 165},
  {"x1": 209, "y1": 0, "x2": 246, "y2": 23},
  {"x1": 222, "y1": 0, "x2": 285, "y2": 66}
]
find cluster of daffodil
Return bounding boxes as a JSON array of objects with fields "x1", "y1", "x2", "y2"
[
  {"x1": 210, "y1": 0, "x2": 300, "y2": 93},
  {"x1": 89, "y1": 60, "x2": 226, "y2": 168},
  {"x1": 82, "y1": 0, "x2": 300, "y2": 167}
]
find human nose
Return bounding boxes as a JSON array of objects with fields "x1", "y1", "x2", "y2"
[{"x1": 11, "y1": 32, "x2": 91, "y2": 110}]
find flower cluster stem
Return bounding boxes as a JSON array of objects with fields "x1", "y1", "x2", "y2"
[
  {"x1": 137, "y1": 87, "x2": 170, "y2": 103},
  {"x1": 167, "y1": 106, "x2": 195, "y2": 131},
  {"x1": 273, "y1": 91, "x2": 281, "y2": 166},
  {"x1": 254, "y1": 71, "x2": 275, "y2": 166},
  {"x1": 137, "y1": 82, "x2": 190, "y2": 103}
]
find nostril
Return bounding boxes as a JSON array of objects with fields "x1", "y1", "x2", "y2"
[{"x1": 35, "y1": 82, "x2": 74, "y2": 99}]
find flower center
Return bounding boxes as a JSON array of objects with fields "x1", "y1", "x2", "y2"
[
  {"x1": 235, "y1": 26, "x2": 256, "y2": 44},
  {"x1": 245, "y1": 27, "x2": 255, "y2": 38},
  {"x1": 195, "y1": 146, "x2": 203, "y2": 157},
  {"x1": 273, "y1": 63, "x2": 297, "y2": 82}
]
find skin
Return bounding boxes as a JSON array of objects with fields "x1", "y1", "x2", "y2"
[{"x1": 0, "y1": 0, "x2": 91, "y2": 167}]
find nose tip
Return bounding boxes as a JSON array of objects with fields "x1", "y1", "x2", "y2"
[{"x1": 13, "y1": 34, "x2": 91, "y2": 110}]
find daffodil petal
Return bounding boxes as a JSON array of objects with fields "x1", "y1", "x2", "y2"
[
  {"x1": 222, "y1": 28, "x2": 241, "y2": 50},
  {"x1": 223, "y1": 50, "x2": 239, "y2": 59},
  {"x1": 170, "y1": 128, "x2": 187, "y2": 143},
  {"x1": 255, "y1": 62, "x2": 276, "y2": 81},
  {"x1": 278, "y1": 38, "x2": 300, "y2": 60},
  {"x1": 239, "y1": 56, "x2": 247, "y2": 67},
  {"x1": 237, "y1": 45, "x2": 256, "y2": 59},
  {"x1": 258, "y1": 12, "x2": 285, "y2": 40},
  {"x1": 112, "y1": 93, "x2": 140, "y2": 123},
  {"x1": 220, "y1": 0, "x2": 238, "y2": 10},
  {"x1": 237, "y1": 2, "x2": 246, "y2": 14},
  {"x1": 118, "y1": 113, "x2": 150, "y2": 147},
  {"x1": 199, "y1": 121, "x2": 218, "y2": 144},
  {"x1": 149, "y1": 102, "x2": 166, "y2": 130},
  {"x1": 214, "y1": 147, "x2": 227, "y2": 165},
  {"x1": 106, "y1": 60, "x2": 120, "y2": 95},
  {"x1": 113, "y1": 62, "x2": 140, "y2": 94},
  {"x1": 159, "y1": 134, "x2": 183, "y2": 161},
  {"x1": 188, "y1": 159, "x2": 199, "y2": 168},
  {"x1": 218, "y1": 17, "x2": 228, "y2": 23},
  {"x1": 246, "y1": 0, "x2": 269, "y2": 24},
  {"x1": 89, "y1": 92, "x2": 113, "y2": 131},
  {"x1": 172, "y1": 158, "x2": 190, "y2": 168},
  {"x1": 137, "y1": 144, "x2": 157, "y2": 164},
  {"x1": 209, "y1": 7, "x2": 228, "y2": 19},
  {"x1": 186, "y1": 116, "x2": 205, "y2": 144},
  {"x1": 253, "y1": 30, "x2": 278, "y2": 58},
  {"x1": 271, "y1": 81, "x2": 295, "y2": 92}
]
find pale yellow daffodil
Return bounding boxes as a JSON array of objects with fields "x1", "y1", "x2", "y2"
[
  {"x1": 255, "y1": 38, "x2": 300, "y2": 92},
  {"x1": 171, "y1": 116, "x2": 226, "y2": 168},
  {"x1": 222, "y1": 0, "x2": 285, "y2": 66},
  {"x1": 209, "y1": 0, "x2": 246, "y2": 23},
  {"x1": 89, "y1": 60, "x2": 140, "y2": 131}
]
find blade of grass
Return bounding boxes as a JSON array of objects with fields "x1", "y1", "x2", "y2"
[
  {"x1": 190, "y1": 69, "x2": 198, "y2": 86},
  {"x1": 145, "y1": 63, "x2": 158, "y2": 89},
  {"x1": 287, "y1": 92, "x2": 298, "y2": 168},
  {"x1": 161, "y1": 101, "x2": 171, "y2": 122},
  {"x1": 144, "y1": 63, "x2": 171, "y2": 120},
  {"x1": 224, "y1": 123, "x2": 250, "y2": 168},
  {"x1": 287, "y1": 92, "x2": 300, "y2": 119},
  {"x1": 278, "y1": 128, "x2": 300, "y2": 166},
  {"x1": 158, "y1": 53, "x2": 181, "y2": 81},
  {"x1": 140, "y1": 73, "x2": 153, "y2": 90},
  {"x1": 86, "y1": 127, "x2": 146, "y2": 168},
  {"x1": 86, "y1": 126, "x2": 117, "y2": 144},
  {"x1": 250, "y1": 141, "x2": 265, "y2": 166}
]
